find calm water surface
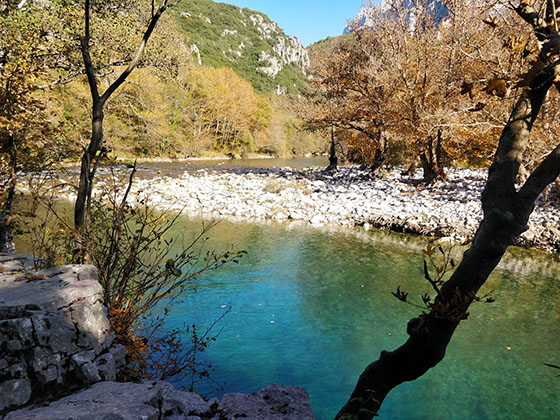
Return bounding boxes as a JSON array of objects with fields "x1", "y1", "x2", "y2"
[
  {"x1": 16, "y1": 157, "x2": 559, "y2": 419},
  {"x1": 59, "y1": 156, "x2": 328, "y2": 180},
  {"x1": 132, "y1": 156, "x2": 329, "y2": 178},
  {"x1": 161, "y1": 216, "x2": 560, "y2": 420}
]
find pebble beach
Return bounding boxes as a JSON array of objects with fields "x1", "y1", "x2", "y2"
[{"x1": 126, "y1": 166, "x2": 560, "y2": 252}]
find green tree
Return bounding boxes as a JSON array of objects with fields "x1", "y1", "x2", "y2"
[{"x1": 73, "y1": 0, "x2": 181, "y2": 263}]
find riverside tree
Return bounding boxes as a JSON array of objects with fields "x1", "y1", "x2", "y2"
[
  {"x1": 307, "y1": 0, "x2": 533, "y2": 182},
  {"x1": 0, "y1": 1, "x2": 68, "y2": 251},
  {"x1": 305, "y1": 33, "x2": 391, "y2": 173},
  {"x1": 335, "y1": 1, "x2": 560, "y2": 418},
  {"x1": 74, "y1": 0, "x2": 181, "y2": 263}
]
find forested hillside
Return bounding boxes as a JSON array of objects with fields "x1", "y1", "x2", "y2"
[
  {"x1": 173, "y1": 0, "x2": 310, "y2": 95},
  {"x1": 0, "y1": 0, "x2": 325, "y2": 161}
]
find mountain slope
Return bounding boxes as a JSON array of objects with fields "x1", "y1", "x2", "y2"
[
  {"x1": 173, "y1": 0, "x2": 310, "y2": 95},
  {"x1": 344, "y1": 0, "x2": 448, "y2": 34}
]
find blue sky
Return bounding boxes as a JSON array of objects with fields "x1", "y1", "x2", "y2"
[{"x1": 218, "y1": 1, "x2": 368, "y2": 46}]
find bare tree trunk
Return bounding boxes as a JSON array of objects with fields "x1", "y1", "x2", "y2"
[
  {"x1": 0, "y1": 134, "x2": 17, "y2": 253},
  {"x1": 435, "y1": 129, "x2": 446, "y2": 174},
  {"x1": 420, "y1": 130, "x2": 446, "y2": 183},
  {"x1": 327, "y1": 124, "x2": 338, "y2": 171},
  {"x1": 74, "y1": 96, "x2": 104, "y2": 262},
  {"x1": 335, "y1": 3, "x2": 560, "y2": 418},
  {"x1": 370, "y1": 130, "x2": 385, "y2": 174}
]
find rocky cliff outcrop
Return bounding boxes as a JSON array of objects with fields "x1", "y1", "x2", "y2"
[
  {"x1": 247, "y1": 13, "x2": 309, "y2": 78},
  {"x1": 0, "y1": 254, "x2": 316, "y2": 419},
  {"x1": 174, "y1": 0, "x2": 310, "y2": 94},
  {"x1": 344, "y1": 0, "x2": 449, "y2": 34},
  {"x1": 0, "y1": 254, "x2": 126, "y2": 414}
]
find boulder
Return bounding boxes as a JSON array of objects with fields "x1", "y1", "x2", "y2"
[
  {"x1": 219, "y1": 384, "x2": 315, "y2": 420},
  {"x1": 0, "y1": 255, "x2": 124, "y2": 413}
]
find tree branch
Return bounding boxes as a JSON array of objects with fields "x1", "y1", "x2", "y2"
[
  {"x1": 519, "y1": 142, "x2": 560, "y2": 203},
  {"x1": 81, "y1": 0, "x2": 99, "y2": 102},
  {"x1": 100, "y1": 0, "x2": 179, "y2": 104}
]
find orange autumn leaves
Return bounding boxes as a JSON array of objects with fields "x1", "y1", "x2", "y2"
[{"x1": 306, "y1": 0, "x2": 558, "y2": 171}]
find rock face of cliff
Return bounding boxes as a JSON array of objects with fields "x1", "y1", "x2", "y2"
[
  {"x1": 0, "y1": 254, "x2": 126, "y2": 414},
  {"x1": 344, "y1": 0, "x2": 449, "y2": 34},
  {"x1": 174, "y1": 0, "x2": 310, "y2": 94}
]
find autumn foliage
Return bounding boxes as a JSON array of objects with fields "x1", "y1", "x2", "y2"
[{"x1": 306, "y1": 0, "x2": 559, "y2": 182}]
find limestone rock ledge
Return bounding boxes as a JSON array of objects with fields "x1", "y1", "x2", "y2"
[
  {"x1": 0, "y1": 254, "x2": 126, "y2": 413},
  {"x1": 3, "y1": 381, "x2": 315, "y2": 420},
  {"x1": 0, "y1": 254, "x2": 316, "y2": 419}
]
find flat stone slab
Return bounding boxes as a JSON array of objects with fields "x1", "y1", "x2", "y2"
[
  {"x1": 0, "y1": 255, "x2": 101, "y2": 312},
  {"x1": 3, "y1": 382, "x2": 162, "y2": 420},
  {"x1": 3, "y1": 382, "x2": 316, "y2": 420}
]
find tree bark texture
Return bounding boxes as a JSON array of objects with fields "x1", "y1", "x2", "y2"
[
  {"x1": 0, "y1": 134, "x2": 17, "y2": 253},
  {"x1": 370, "y1": 131, "x2": 385, "y2": 174},
  {"x1": 420, "y1": 129, "x2": 446, "y2": 184},
  {"x1": 335, "y1": 4, "x2": 560, "y2": 419}
]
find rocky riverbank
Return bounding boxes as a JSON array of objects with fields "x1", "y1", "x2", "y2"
[
  {"x1": 0, "y1": 254, "x2": 315, "y2": 420},
  {"x1": 127, "y1": 166, "x2": 560, "y2": 252}
]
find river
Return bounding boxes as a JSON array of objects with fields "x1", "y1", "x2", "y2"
[
  {"x1": 106, "y1": 156, "x2": 329, "y2": 179},
  {"x1": 159, "y1": 215, "x2": 560, "y2": 420},
  {"x1": 15, "y1": 158, "x2": 560, "y2": 419}
]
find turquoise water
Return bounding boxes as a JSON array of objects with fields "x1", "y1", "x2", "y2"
[
  {"x1": 13, "y1": 187, "x2": 559, "y2": 419},
  {"x1": 161, "y1": 216, "x2": 560, "y2": 420}
]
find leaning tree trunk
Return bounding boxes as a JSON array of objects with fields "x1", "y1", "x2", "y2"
[{"x1": 335, "y1": 4, "x2": 560, "y2": 419}]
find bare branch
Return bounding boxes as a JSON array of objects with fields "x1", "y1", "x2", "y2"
[
  {"x1": 519, "y1": 142, "x2": 560, "y2": 203},
  {"x1": 81, "y1": 0, "x2": 99, "y2": 102},
  {"x1": 516, "y1": 0, "x2": 549, "y2": 39},
  {"x1": 101, "y1": 0, "x2": 179, "y2": 104}
]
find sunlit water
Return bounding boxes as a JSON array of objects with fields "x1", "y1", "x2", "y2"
[
  {"x1": 157, "y1": 216, "x2": 560, "y2": 420},
  {"x1": 85, "y1": 156, "x2": 330, "y2": 179}
]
